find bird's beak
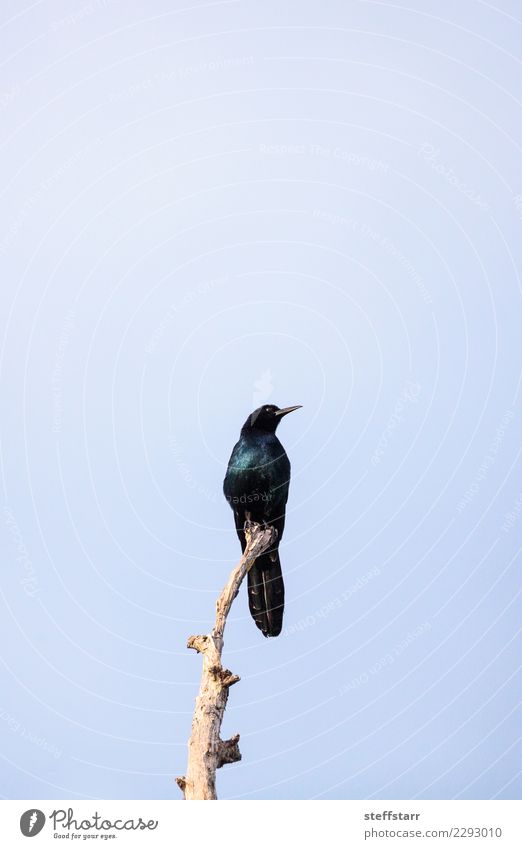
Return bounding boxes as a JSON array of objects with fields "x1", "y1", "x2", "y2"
[{"x1": 274, "y1": 405, "x2": 303, "y2": 418}]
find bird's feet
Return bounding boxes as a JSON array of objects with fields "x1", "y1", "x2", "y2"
[
  {"x1": 243, "y1": 518, "x2": 278, "y2": 549},
  {"x1": 244, "y1": 514, "x2": 259, "y2": 535}
]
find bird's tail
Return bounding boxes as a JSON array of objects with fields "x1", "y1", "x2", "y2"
[{"x1": 248, "y1": 550, "x2": 285, "y2": 637}]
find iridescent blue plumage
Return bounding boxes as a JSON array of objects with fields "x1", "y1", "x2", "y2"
[{"x1": 223, "y1": 404, "x2": 301, "y2": 637}]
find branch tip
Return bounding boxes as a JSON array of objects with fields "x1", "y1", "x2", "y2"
[
  {"x1": 187, "y1": 634, "x2": 209, "y2": 653},
  {"x1": 220, "y1": 669, "x2": 240, "y2": 687},
  {"x1": 217, "y1": 734, "x2": 241, "y2": 768}
]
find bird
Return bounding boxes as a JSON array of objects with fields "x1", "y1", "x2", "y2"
[{"x1": 223, "y1": 404, "x2": 301, "y2": 637}]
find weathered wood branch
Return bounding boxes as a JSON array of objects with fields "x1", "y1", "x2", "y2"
[{"x1": 176, "y1": 522, "x2": 277, "y2": 800}]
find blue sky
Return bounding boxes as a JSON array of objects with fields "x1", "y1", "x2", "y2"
[{"x1": 0, "y1": 0, "x2": 521, "y2": 800}]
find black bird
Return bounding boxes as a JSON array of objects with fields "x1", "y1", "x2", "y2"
[{"x1": 223, "y1": 404, "x2": 301, "y2": 637}]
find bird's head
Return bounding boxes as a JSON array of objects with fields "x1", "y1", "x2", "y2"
[{"x1": 242, "y1": 404, "x2": 302, "y2": 434}]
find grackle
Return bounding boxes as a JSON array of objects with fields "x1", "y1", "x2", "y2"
[{"x1": 223, "y1": 404, "x2": 301, "y2": 637}]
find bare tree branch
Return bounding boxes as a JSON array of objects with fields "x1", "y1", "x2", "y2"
[{"x1": 176, "y1": 522, "x2": 277, "y2": 800}]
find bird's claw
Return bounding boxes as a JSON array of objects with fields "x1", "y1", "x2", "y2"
[{"x1": 244, "y1": 518, "x2": 258, "y2": 535}]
